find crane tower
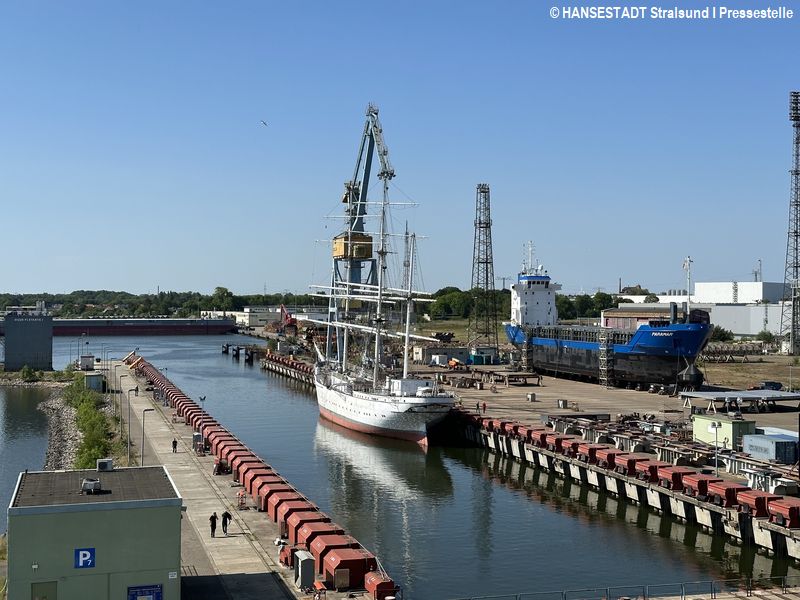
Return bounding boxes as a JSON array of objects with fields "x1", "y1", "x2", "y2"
[
  {"x1": 468, "y1": 183, "x2": 499, "y2": 351},
  {"x1": 781, "y1": 91, "x2": 800, "y2": 354}
]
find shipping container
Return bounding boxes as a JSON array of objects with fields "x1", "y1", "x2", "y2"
[{"x1": 743, "y1": 434, "x2": 798, "y2": 464}]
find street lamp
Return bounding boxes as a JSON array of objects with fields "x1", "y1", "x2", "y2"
[
  {"x1": 710, "y1": 421, "x2": 723, "y2": 476},
  {"x1": 126, "y1": 389, "x2": 134, "y2": 462},
  {"x1": 113, "y1": 365, "x2": 121, "y2": 394},
  {"x1": 141, "y1": 408, "x2": 155, "y2": 466}
]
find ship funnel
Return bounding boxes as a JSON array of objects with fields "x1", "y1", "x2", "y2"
[{"x1": 669, "y1": 302, "x2": 678, "y2": 324}]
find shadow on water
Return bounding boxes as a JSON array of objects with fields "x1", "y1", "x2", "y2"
[
  {"x1": 443, "y1": 445, "x2": 800, "y2": 583},
  {"x1": 0, "y1": 387, "x2": 51, "y2": 532}
]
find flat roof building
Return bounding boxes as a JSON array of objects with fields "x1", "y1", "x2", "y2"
[{"x1": 7, "y1": 464, "x2": 182, "y2": 600}]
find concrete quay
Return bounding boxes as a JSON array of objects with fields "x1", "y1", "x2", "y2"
[{"x1": 112, "y1": 360, "x2": 355, "y2": 600}]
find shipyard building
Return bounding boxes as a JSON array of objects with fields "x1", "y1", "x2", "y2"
[
  {"x1": 2, "y1": 311, "x2": 53, "y2": 371},
  {"x1": 615, "y1": 280, "x2": 786, "y2": 338},
  {"x1": 7, "y1": 464, "x2": 182, "y2": 600}
]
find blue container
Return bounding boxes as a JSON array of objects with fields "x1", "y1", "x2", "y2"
[{"x1": 742, "y1": 434, "x2": 798, "y2": 464}]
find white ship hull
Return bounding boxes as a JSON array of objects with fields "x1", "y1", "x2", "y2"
[{"x1": 314, "y1": 371, "x2": 454, "y2": 444}]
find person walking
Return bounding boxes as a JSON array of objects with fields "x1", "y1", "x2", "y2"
[
  {"x1": 476, "y1": 401, "x2": 480, "y2": 414},
  {"x1": 209, "y1": 512, "x2": 218, "y2": 538},
  {"x1": 221, "y1": 509, "x2": 232, "y2": 536},
  {"x1": 171, "y1": 438, "x2": 178, "y2": 453},
  {"x1": 482, "y1": 401, "x2": 487, "y2": 414}
]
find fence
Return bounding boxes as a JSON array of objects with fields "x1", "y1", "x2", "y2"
[{"x1": 448, "y1": 575, "x2": 800, "y2": 600}]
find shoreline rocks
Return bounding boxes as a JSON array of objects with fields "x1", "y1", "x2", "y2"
[{"x1": 37, "y1": 389, "x2": 80, "y2": 471}]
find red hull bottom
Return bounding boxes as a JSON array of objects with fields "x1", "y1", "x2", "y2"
[{"x1": 318, "y1": 406, "x2": 428, "y2": 445}]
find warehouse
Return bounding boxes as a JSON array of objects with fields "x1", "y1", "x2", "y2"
[{"x1": 7, "y1": 464, "x2": 182, "y2": 600}]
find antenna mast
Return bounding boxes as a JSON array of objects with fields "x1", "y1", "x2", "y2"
[
  {"x1": 781, "y1": 91, "x2": 800, "y2": 354},
  {"x1": 468, "y1": 183, "x2": 499, "y2": 349}
]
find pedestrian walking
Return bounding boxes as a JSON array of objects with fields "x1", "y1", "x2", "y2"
[
  {"x1": 476, "y1": 401, "x2": 480, "y2": 414},
  {"x1": 482, "y1": 401, "x2": 487, "y2": 414},
  {"x1": 221, "y1": 510, "x2": 232, "y2": 536},
  {"x1": 171, "y1": 438, "x2": 178, "y2": 453},
  {"x1": 135, "y1": 385, "x2": 139, "y2": 396},
  {"x1": 209, "y1": 512, "x2": 218, "y2": 538}
]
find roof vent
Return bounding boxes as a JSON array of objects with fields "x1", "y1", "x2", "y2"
[
  {"x1": 81, "y1": 478, "x2": 101, "y2": 494},
  {"x1": 96, "y1": 458, "x2": 114, "y2": 472}
]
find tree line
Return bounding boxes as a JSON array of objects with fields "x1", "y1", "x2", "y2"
[
  {"x1": 428, "y1": 287, "x2": 631, "y2": 320},
  {"x1": 0, "y1": 287, "x2": 326, "y2": 318}
]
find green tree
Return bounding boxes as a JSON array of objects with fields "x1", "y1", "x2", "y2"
[
  {"x1": 756, "y1": 330, "x2": 775, "y2": 343},
  {"x1": 644, "y1": 294, "x2": 660, "y2": 303},
  {"x1": 592, "y1": 292, "x2": 615, "y2": 315},
  {"x1": 710, "y1": 325, "x2": 734, "y2": 342},
  {"x1": 573, "y1": 295, "x2": 594, "y2": 318},
  {"x1": 211, "y1": 286, "x2": 234, "y2": 311},
  {"x1": 555, "y1": 294, "x2": 576, "y2": 320}
]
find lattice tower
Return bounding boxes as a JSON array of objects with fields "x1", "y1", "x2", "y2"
[
  {"x1": 780, "y1": 91, "x2": 800, "y2": 354},
  {"x1": 468, "y1": 183, "x2": 499, "y2": 348}
]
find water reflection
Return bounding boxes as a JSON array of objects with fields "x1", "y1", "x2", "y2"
[
  {"x1": 461, "y1": 449, "x2": 800, "y2": 583},
  {"x1": 314, "y1": 418, "x2": 454, "y2": 502},
  {"x1": 0, "y1": 386, "x2": 51, "y2": 532}
]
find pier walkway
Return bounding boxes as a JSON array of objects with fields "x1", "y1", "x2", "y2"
[{"x1": 113, "y1": 361, "x2": 303, "y2": 600}]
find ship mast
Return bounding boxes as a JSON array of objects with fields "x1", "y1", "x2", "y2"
[{"x1": 402, "y1": 233, "x2": 416, "y2": 378}]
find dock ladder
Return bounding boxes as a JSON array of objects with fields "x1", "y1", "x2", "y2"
[{"x1": 598, "y1": 330, "x2": 614, "y2": 388}]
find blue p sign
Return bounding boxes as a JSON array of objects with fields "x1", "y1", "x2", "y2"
[{"x1": 74, "y1": 548, "x2": 95, "y2": 568}]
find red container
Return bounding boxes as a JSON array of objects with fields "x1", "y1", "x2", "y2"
[
  {"x1": 515, "y1": 426, "x2": 539, "y2": 442},
  {"x1": 183, "y1": 406, "x2": 203, "y2": 421},
  {"x1": 635, "y1": 460, "x2": 670, "y2": 483},
  {"x1": 241, "y1": 466, "x2": 275, "y2": 496},
  {"x1": 533, "y1": 430, "x2": 551, "y2": 448},
  {"x1": 190, "y1": 412, "x2": 212, "y2": 429},
  {"x1": 738, "y1": 490, "x2": 782, "y2": 517},
  {"x1": 657, "y1": 466, "x2": 697, "y2": 491},
  {"x1": 615, "y1": 453, "x2": 653, "y2": 476},
  {"x1": 254, "y1": 478, "x2": 288, "y2": 509},
  {"x1": 297, "y1": 522, "x2": 345, "y2": 549},
  {"x1": 279, "y1": 544, "x2": 295, "y2": 567},
  {"x1": 323, "y1": 548, "x2": 378, "y2": 590},
  {"x1": 707, "y1": 481, "x2": 750, "y2": 507},
  {"x1": 276, "y1": 501, "x2": 317, "y2": 536},
  {"x1": 193, "y1": 415, "x2": 216, "y2": 430},
  {"x1": 768, "y1": 497, "x2": 800, "y2": 528},
  {"x1": 214, "y1": 437, "x2": 240, "y2": 458},
  {"x1": 221, "y1": 443, "x2": 248, "y2": 464},
  {"x1": 206, "y1": 429, "x2": 233, "y2": 448},
  {"x1": 364, "y1": 572, "x2": 397, "y2": 600},
  {"x1": 201, "y1": 423, "x2": 225, "y2": 439},
  {"x1": 562, "y1": 439, "x2": 582, "y2": 457},
  {"x1": 267, "y1": 491, "x2": 305, "y2": 522},
  {"x1": 502, "y1": 422, "x2": 519, "y2": 436},
  {"x1": 545, "y1": 434, "x2": 578, "y2": 453},
  {"x1": 595, "y1": 448, "x2": 626, "y2": 469},
  {"x1": 577, "y1": 443, "x2": 613, "y2": 464},
  {"x1": 287, "y1": 511, "x2": 330, "y2": 546},
  {"x1": 231, "y1": 455, "x2": 262, "y2": 482},
  {"x1": 682, "y1": 473, "x2": 723, "y2": 498},
  {"x1": 211, "y1": 434, "x2": 238, "y2": 455},
  {"x1": 176, "y1": 400, "x2": 197, "y2": 417},
  {"x1": 310, "y1": 534, "x2": 360, "y2": 574}
]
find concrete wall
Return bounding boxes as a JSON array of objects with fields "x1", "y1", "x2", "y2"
[
  {"x1": 4, "y1": 314, "x2": 53, "y2": 371},
  {"x1": 708, "y1": 303, "x2": 783, "y2": 336},
  {"x1": 8, "y1": 503, "x2": 181, "y2": 600}
]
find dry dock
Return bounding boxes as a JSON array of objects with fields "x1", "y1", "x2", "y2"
[{"x1": 114, "y1": 356, "x2": 397, "y2": 600}]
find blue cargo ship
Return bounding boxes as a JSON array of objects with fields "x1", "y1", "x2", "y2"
[{"x1": 504, "y1": 265, "x2": 712, "y2": 388}]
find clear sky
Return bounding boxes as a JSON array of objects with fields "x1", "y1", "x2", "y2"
[{"x1": 1, "y1": 1, "x2": 798, "y2": 296}]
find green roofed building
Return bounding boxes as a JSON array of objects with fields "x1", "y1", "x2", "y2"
[{"x1": 7, "y1": 463, "x2": 182, "y2": 600}]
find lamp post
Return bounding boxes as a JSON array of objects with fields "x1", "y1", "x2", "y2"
[
  {"x1": 141, "y1": 408, "x2": 154, "y2": 466},
  {"x1": 113, "y1": 365, "x2": 120, "y2": 394},
  {"x1": 126, "y1": 389, "x2": 134, "y2": 462},
  {"x1": 791, "y1": 366, "x2": 794, "y2": 393},
  {"x1": 711, "y1": 421, "x2": 723, "y2": 476}
]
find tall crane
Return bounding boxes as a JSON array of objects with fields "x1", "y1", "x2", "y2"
[{"x1": 335, "y1": 104, "x2": 395, "y2": 288}]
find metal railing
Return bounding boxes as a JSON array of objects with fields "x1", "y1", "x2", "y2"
[{"x1": 448, "y1": 575, "x2": 800, "y2": 600}]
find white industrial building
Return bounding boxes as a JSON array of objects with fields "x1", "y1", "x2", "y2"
[
  {"x1": 610, "y1": 280, "x2": 786, "y2": 338},
  {"x1": 619, "y1": 281, "x2": 786, "y2": 305}
]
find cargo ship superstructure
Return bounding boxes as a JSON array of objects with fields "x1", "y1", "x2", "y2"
[
  {"x1": 504, "y1": 260, "x2": 712, "y2": 388},
  {"x1": 305, "y1": 105, "x2": 454, "y2": 444}
]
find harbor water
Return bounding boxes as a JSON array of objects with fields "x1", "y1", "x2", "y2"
[{"x1": 2, "y1": 334, "x2": 799, "y2": 598}]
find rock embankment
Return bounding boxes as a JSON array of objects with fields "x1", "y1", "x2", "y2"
[{"x1": 38, "y1": 392, "x2": 80, "y2": 470}]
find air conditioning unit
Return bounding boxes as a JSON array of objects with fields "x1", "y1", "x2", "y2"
[
  {"x1": 81, "y1": 478, "x2": 102, "y2": 494},
  {"x1": 96, "y1": 458, "x2": 114, "y2": 472}
]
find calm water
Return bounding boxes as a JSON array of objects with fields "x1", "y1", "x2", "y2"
[{"x1": 2, "y1": 334, "x2": 798, "y2": 597}]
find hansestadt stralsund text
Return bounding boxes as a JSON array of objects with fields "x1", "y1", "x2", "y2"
[{"x1": 554, "y1": 5, "x2": 794, "y2": 19}]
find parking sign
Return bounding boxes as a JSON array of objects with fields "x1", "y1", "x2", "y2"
[{"x1": 74, "y1": 547, "x2": 95, "y2": 568}]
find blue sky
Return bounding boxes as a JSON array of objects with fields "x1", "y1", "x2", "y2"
[{"x1": 1, "y1": 1, "x2": 797, "y2": 296}]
